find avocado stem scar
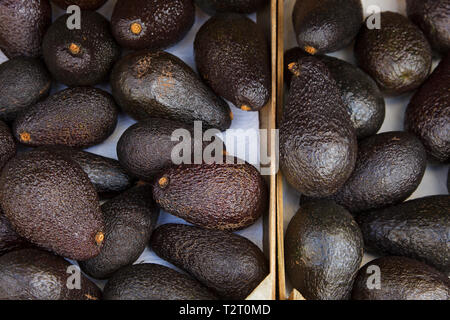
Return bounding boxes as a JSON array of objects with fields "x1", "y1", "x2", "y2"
[
  {"x1": 19, "y1": 132, "x2": 31, "y2": 142},
  {"x1": 130, "y1": 22, "x2": 143, "y2": 35},
  {"x1": 288, "y1": 62, "x2": 301, "y2": 77},
  {"x1": 304, "y1": 46, "x2": 317, "y2": 55},
  {"x1": 229, "y1": 110, "x2": 234, "y2": 120},
  {"x1": 240, "y1": 105, "x2": 252, "y2": 112},
  {"x1": 158, "y1": 177, "x2": 169, "y2": 189},
  {"x1": 69, "y1": 43, "x2": 81, "y2": 55},
  {"x1": 95, "y1": 232, "x2": 104, "y2": 245}
]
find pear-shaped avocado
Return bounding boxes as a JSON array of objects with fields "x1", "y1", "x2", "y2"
[
  {"x1": 43, "y1": 11, "x2": 120, "y2": 87},
  {"x1": 13, "y1": 87, "x2": 118, "y2": 148},
  {"x1": 0, "y1": 149, "x2": 105, "y2": 260},
  {"x1": 51, "y1": 0, "x2": 107, "y2": 10},
  {"x1": 0, "y1": 57, "x2": 51, "y2": 123},
  {"x1": 111, "y1": 50, "x2": 231, "y2": 130},
  {"x1": 194, "y1": 13, "x2": 271, "y2": 112},
  {"x1": 0, "y1": 120, "x2": 15, "y2": 170},
  {"x1": 151, "y1": 224, "x2": 268, "y2": 299},
  {"x1": 280, "y1": 57, "x2": 357, "y2": 197},
  {"x1": 0, "y1": 249, "x2": 101, "y2": 300},
  {"x1": 195, "y1": 0, "x2": 267, "y2": 15},
  {"x1": 111, "y1": 0, "x2": 195, "y2": 50},
  {"x1": 0, "y1": 211, "x2": 29, "y2": 257},
  {"x1": 0, "y1": 0, "x2": 52, "y2": 58}
]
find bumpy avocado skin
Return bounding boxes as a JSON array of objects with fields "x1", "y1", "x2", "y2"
[
  {"x1": 0, "y1": 249, "x2": 101, "y2": 300},
  {"x1": 0, "y1": 120, "x2": 15, "y2": 170},
  {"x1": 0, "y1": 149, "x2": 105, "y2": 260},
  {"x1": 292, "y1": 0, "x2": 363, "y2": 55},
  {"x1": 111, "y1": 51, "x2": 231, "y2": 131},
  {"x1": 356, "y1": 195, "x2": 450, "y2": 275},
  {"x1": 43, "y1": 11, "x2": 120, "y2": 87},
  {"x1": 195, "y1": 0, "x2": 267, "y2": 14},
  {"x1": 0, "y1": 212, "x2": 29, "y2": 256},
  {"x1": 80, "y1": 185, "x2": 159, "y2": 279},
  {"x1": 280, "y1": 57, "x2": 357, "y2": 197},
  {"x1": 194, "y1": 13, "x2": 271, "y2": 112},
  {"x1": 152, "y1": 158, "x2": 268, "y2": 230},
  {"x1": 285, "y1": 201, "x2": 364, "y2": 300},
  {"x1": 355, "y1": 11, "x2": 432, "y2": 95},
  {"x1": 0, "y1": 0, "x2": 52, "y2": 58},
  {"x1": 52, "y1": 0, "x2": 107, "y2": 10},
  {"x1": 103, "y1": 263, "x2": 218, "y2": 300},
  {"x1": 407, "y1": 0, "x2": 450, "y2": 55},
  {"x1": 0, "y1": 57, "x2": 51, "y2": 123},
  {"x1": 151, "y1": 223, "x2": 268, "y2": 300},
  {"x1": 405, "y1": 54, "x2": 450, "y2": 163},
  {"x1": 111, "y1": 0, "x2": 194, "y2": 50},
  {"x1": 352, "y1": 256, "x2": 450, "y2": 300},
  {"x1": 13, "y1": 87, "x2": 118, "y2": 148}
]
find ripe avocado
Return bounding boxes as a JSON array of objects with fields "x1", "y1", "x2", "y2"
[
  {"x1": 356, "y1": 195, "x2": 450, "y2": 275},
  {"x1": 13, "y1": 87, "x2": 118, "y2": 148},
  {"x1": 0, "y1": 120, "x2": 15, "y2": 170},
  {"x1": 151, "y1": 223, "x2": 268, "y2": 299},
  {"x1": 0, "y1": 249, "x2": 101, "y2": 300},
  {"x1": 0, "y1": 149, "x2": 105, "y2": 260},
  {"x1": 285, "y1": 200, "x2": 364, "y2": 300},
  {"x1": 0, "y1": 57, "x2": 51, "y2": 123},
  {"x1": 42, "y1": 11, "x2": 120, "y2": 87},
  {"x1": 407, "y1": 0, "x2": 450, "y2": 55},
  {"x1": 111, "y1": 50, "x2": 231, "y2": 131},
  {"x1": 280, "y1": 57, "x2": 357, "y2": 197},
  {"x1": 152, "y1": 158, "x2": 268, "y2": 230},
  {"x1": 103, "y1": 263, "x2": 218, "y2": 300},
  {"x1": 284, "y1": 48, "x2": 385, "y2": 139},
  {"x1": 0, "y1": 211, "x2": 29, "y2": 256},
  {"x1": 80, "y1": 185, "x2": 159, "y2": 279},
  {"x1": 0, "y1": 0, "x2": 52, "y2": 58},
  {"x1": 51, "y1": 0, "x2": 107, "y2": 10},
  {"x1": 111, "y1": 0, "x2": 194, "y2": 50},
  {"x1": 355, "y1": 11, "x2": 432, "y2": 95},
  {"x1": 194, "y1": 13, "x2": 271, "y2": 112},
  {"x1": 352, "y1": 256, "x2": 450, "y2": 300},
  {"x1": 195, "y1": 0, "x2": 267, "y2": 15},
  {"x1": 292, "y1": 0, "x2": 363, "y2": 55},
  {"x1": 405, "y1": 53, "x2": 450, "y2": 163}
]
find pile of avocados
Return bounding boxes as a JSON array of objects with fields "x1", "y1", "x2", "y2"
[
  {"x1": 282, "y1": 0, "x2": 449, "y2": 300},
  {"x1": 0, "y1": 0, "x2": 271, "y2": 301}
]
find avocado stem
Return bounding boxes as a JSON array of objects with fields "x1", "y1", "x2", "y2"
[
  {"x1": 19, "y1": 132, "x2": 31, "y2": 143},
  {"x1": 229, "y1": 110, "x2": 234, "y2": 120},
  {"x1": 240, "y1": 105, "x2": 252, "y2": 112},
  {"x1": 130, "y1": 22, "x2": 143, "y2": 35},
  {"x1": 69, "y1": 43, "x2": 81, "y2": 55},
  {"x1": 158, "y1": 177, "x2": 169, "y2": 189},
  {"x1": 304, "y1": 46, "x2": 317, "y2": 55},
  {"x1": 95, "y1": 232, "x2": 104, "y2": 245},
  {"x1": 288, "y1": 62, "x2": 301, "y2": 77}
]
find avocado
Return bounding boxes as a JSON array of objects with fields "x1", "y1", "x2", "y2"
[
  {"x1": 111, "y1": 0, "x2": 195, "y2": 50},
  {"x1": 0, "y1": 149, "x2": 105, "y2": 260},
  {"x1": 42, "y1": 11, "x2": 120, "y2": 87},
  {"x1": 404, "y1": 53, "x2": 450, "y2": 163},
  {"x1": 354, "y1": 11, "x2": 432, "y2": 95},
  {"x1": 352, "y1": 256, "x2": 450, "y2": 300},
  {"x1": 195, "y1": 0, "x2": 267, "y2": 15},
  {"x1": 80, "y1": 185, "x2": 159, "y2": 279},
  {"x1": 111, "y1": 50, "x2": 231, "y2": 131},
  {"x1": 0, "y1": 249, "x2": 101, "y2": 300},
  {"x1": 407, "y1": 0, "x2": 450, "y2": 55},
  {"x1": 0, "y1": 120, "x2": 16, "y2": 170},
  {"x1": 51, "y1": 0, "x2": 107, "y2": 10},
  {"x1": 0, "y1": 0, "x2": 52, "y2": 58},
  {"x1": 42, "y1": 146, "x2": 135, "y2": 198},
  {"x1": 152, "y1": 157, "x2": 268, "y2": 230},
  {"x1": 103, "y1": 263, "x2": 218, "y2": 300},
  {"x1": 280, "y1": 57, "x2": 357, "y2": 197},
  {"x1": 284, "y1": 48, "x2": 385, "y2": 139},
  {"x1": 0, "y1": 211, "x2": 29, "y2": 256},
  {"x1": 13, "y1": 87, "x2": 118, "y2": 148},
  {"x1": 151, "y1": 223, "x2": 268, "y2": 299},
  {"x1": 0, "y1": 57, "x2": 51, "y2": 123},
  {"x1": 285, "y1": 200, "x2": 364, "y2": 300},
  {"x1": 194, "y1": 13, "x2": 271, "y2": 112},
  {"x1": 356, "y1": 195, "x2": 449, "y2": 275}
]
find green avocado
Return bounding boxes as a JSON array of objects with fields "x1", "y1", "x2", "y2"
[
  {"x1": 51, "y1": 0, "x2": 107, "y2": 10},
  {"x1": 0, "y1": 120, "x2": 16, "y2": 170},
  {"x1": 0, "y1": 211, "x2": 29, "y2": 257},
  {"x1": 151, "y1": 223, "x2": 268, "y2": 299},
  {"x1": 194, "y1": 13, "x2": 271, "y2": 112},
  {"x1": 13, "y1": 87, "x2": 118, "y2": 148},
  {"x1": 42, "y1": 11, "x2": 120, "y2": 87},
  {"x1": 111, "y1": 50, "x2": 231, "y2": 131},
  {"x1": 195, "y1": 0, "x2": 267, "y2": 15}
]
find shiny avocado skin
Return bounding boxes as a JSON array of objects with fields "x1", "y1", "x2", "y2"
[
  {"x1": 0, "y1": 57, "x2": 51, "y2": 123},
  {"x1": 354, "y1": 11, "x2": 432, "y2": 95},
  {"x1": 111, "y1": 50, "x2": 231, "y2": 131},
  {"x1": 357, "y1": 195, "x2": 450, "y2": 275},
  {"x1": 285, "y1": 201, "x2": 364, "y2": 300},
  {"x1": 194, "y1": 13, "x2": 271, "y2": 112},
  {"x1": 0, "y1": 249, "x2": 101, "y2": 300},
  {"x1": 404, "y1": 54, "x2": 450, "y2": 163},
  {"x1": 352, "y1": 256, "x2": 450, "y2": 300},
  {"x1": 195, "y1": 0, "x2": 267, "y2": 14},
  {"x1": 151, "y1": 223, "x2": 268, "y2": 300},
  {"x1": 0, "y1": 120, "x2": 16, "y2": 170},
  {"x1": 0, "y1": 0, "x2": 52, "y2": 58},
  {"x1": 0, "y1": 212, "x2": 29, "y2": 256},
  {"x1": 103, "y1": 263, "x2": 218, "y2": 300},
  {"x1": 51, "y1": 0, "x2": 107, "y2": 10}
]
